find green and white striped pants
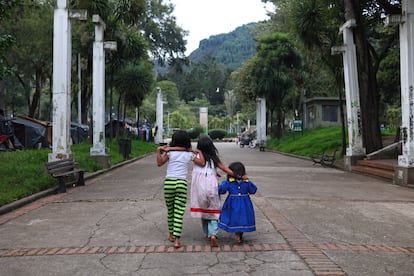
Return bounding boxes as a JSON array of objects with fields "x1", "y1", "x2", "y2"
[{"x1": 164, "y1": 178, "x2": 187, "y2": 238}]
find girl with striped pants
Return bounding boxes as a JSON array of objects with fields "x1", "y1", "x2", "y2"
[{"x1": 156, "y1": 130, "x2": 205, "y2": 248}]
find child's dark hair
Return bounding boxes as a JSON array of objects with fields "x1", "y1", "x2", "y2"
[
  {"x1": 169, "y1": 130, "x2": 191, "y2": 149},
  {"x1": 228, "y1": 161, "x2": 246, "y2": 180},
  {"x1": 197, "y1": 135, "x2": 221, "y2": 168}
]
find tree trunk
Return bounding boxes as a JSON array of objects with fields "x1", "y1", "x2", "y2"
[
  {"x1": 338, "y1": 87, "x2": 347, "y2": 156},
  {"x1": 276, "y1": 105, "x2": 283, "y2": 139},
  {"x1": 344, "y1": 0, "x2": 382, "y2": 153},
  {"x1": 0, "y1": 80, "x2": 5, "y2": 111},
  {"x1": 28, "y1": 68, "x2": 42, "y2": 118}
]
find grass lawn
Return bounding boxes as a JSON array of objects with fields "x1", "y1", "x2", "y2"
[
  {"x1": 0, "y1": 138, "x2": 157, "y2": 207},
  {"x1": 266, "y1": 127, "x2": 343, "y2": 157}
]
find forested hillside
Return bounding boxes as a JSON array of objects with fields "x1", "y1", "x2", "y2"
[{"x1": 188, "y1": 23, "x2": 258, "y2": 71}]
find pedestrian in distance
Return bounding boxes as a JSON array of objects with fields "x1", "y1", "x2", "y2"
[
  {"x1": 189, "y1": 135, "x2": 234, "y2": 247},
  {"x1": 156, "y1": 130, "x2": 205, "y2": 248},
  {"x1": 218, "y1": 161, "x2": 257, "y2": 243}
]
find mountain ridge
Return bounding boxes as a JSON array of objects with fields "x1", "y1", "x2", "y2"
[{"x1": 187, "y1": 22, "x2": 259, "y2": 71}]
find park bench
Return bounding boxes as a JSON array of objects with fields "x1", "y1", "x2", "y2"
[
  {"x1": 311, "y1": 149, "x2": 338, "y2": 168},
  {"x1": 45, "y1": 159, "x2": 85, "y2": 193}
]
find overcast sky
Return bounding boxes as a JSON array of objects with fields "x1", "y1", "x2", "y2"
[{"x1": 169, "y1": 0, "x2": 274, "y2": 55}]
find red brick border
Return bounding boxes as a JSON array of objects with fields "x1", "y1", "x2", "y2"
[
  {"x1": 0, "y1": 243, "x2": 290, "y2": 257},
  {"x1": 253, "y1": 195, "x2": 347, "y2": 276},
  {"x1": 0, "y1": 242, "x2": 411, "y2": 259}
]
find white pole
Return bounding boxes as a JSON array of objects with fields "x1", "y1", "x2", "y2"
[
  {"x1": 49, "y1": 0, "x2": 72, "y2": 161},
  {"x1": 90, "y1": 15, "x2": 106, "y2": 156},
  {"x1": 156, "y1": 87, "x2": 164, "y2": 144},
  {"x1": 398, "y1": 0, "x2": 414, "y2": 168},
  {"x1": 167, "y1": 111, "x2": 170, "y2": 137},
  {"x1": 340, "y1": 20, "x2": 365, "y2": 157},
  {"x1": 78, "y1": 53, "x2": 82, "y2": 124}
]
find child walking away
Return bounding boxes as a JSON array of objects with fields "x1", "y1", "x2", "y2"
[
  {"x1": 157, "y1": 130, "x2": 205, "y2": 248},
  {"x1": 218, "y1": 161, "x2": 257, "y2": 243},
  {"x1": 190, "y1": 136, "x2": 234, "y2": 247}
]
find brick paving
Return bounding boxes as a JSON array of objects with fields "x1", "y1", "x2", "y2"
[{"x1": 1, "y1": 187, "x2": 413, "y2": 276}]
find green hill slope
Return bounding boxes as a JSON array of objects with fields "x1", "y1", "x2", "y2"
[{"x1": 188, "y1": 22, "x2": 258, "y2": 71}]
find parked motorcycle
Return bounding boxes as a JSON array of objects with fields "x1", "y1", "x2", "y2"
[{"x1": 239, "y1": 136, "x2": 256, "y2": 148}]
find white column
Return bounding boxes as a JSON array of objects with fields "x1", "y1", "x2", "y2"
[
  {"x1": 155, "y1": 87, "x2": 164, "y2": 144},
  {"x1": 339, "y1": 20, "x2": 365, "y2": 157},
  {"x1": 90, "y1": 15, "x2": 107, "y2": 156},
  {"x1": 77, "y1": 53, "x2": 82, "y2": 124},
  {"x1": 256, "y1": 98, "x2": 266, "y2": 147},
  {"x1": 199, "y1": 107, "x2": 208, "y2": 135},
  {"x1": 49, "y1": 0, "x2": 72, "y2": 161},
  {"x1": 398, "y1": 0, "x2": 414, "y2": 167}
]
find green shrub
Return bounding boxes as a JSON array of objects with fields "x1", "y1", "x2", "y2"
[
  {"x1": 187, "y1": 125, "x2": 204, "y2": 139},
  {"x1": 208, "y1": 129, "x2": 227, "y2": 140}
]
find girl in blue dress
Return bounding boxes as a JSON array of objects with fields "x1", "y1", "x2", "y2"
[{"x1": 218, "y1": 161, "x2": 257, "y2": 243}]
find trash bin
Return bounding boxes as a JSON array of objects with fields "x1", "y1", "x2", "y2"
[{"x1": 119, "y1": 139, "x2": 131, "y2": 160}]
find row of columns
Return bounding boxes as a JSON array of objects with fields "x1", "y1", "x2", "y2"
[
  {"x1": 51, "y1": 1, "x2": 414, "y2": 185},
  {"x1": 334, "y1": 0, "x2": 414, "y2": 185},
  {"x1": 49, "y1": 0, "x2": 115, "y2": 168}
]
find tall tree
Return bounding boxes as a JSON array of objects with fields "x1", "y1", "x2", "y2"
[
  {"x1": 255, "y1": 33, "x2": 302, "y2": 138},
  {"x1": 270, "y1": 0, "x2": 401, "y2": 153},
  {"x1": 0, "y1": 0, "x2": 18, "y2": 80},
  {"x1": 289, "y1": 0, "x2": 347, "y2": 155},
  {"x1": 2, "y1": 0, "x2": 54, "y2": 118},
  {"x1": 178, "y1": 57, "x2": 226, "y2": 104},
  {"x1": 232, "y1": 32, "x2": 302, "y2": 138}
]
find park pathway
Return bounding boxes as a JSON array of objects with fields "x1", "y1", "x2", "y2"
[{"x1": 1, "y1": 143, "x2": 414, "y2": 275}]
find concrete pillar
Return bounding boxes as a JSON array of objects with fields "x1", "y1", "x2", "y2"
[
  {"x1": 256, "y1": 97, "x2": 266, "y2": 151},
  {"x1": 89, "y1": 15, "x2": 117, "y2": 167},
  {"x1": 199, "y1": 107, "x2": 208, "y2": 135},
  {"x1": 90, "y1": 15, "x2": 107, "y2": 157},
  {"x1": 333, "y1": 19, "x2": 366, "y2": 170},
  {"x1": 395, "y1": 0, "x2": 414, "y2": 186},
  {"x1": 155, "y1": 87, "x2": 164, "y2": 144},
  {"x1": 49, "y1": 0, "x2": 72, "y2": 161}
]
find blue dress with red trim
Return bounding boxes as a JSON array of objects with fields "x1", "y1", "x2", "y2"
[{"x1": 218, "y1": 177, "x2": 257, "y2": 233}]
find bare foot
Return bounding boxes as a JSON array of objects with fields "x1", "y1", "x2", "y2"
[
  {"x1": 235, "y1": 233, "x2": 242, "y2": 243},
  {"x1": 210, "y1": 235, "x2": 219, "y2": 247},
  {"x1": 174, "y1": 237, "x2": 182, "y2": 248},
  {"x1": 168, "y1": 234, "x2": 175, "y2": 242}
]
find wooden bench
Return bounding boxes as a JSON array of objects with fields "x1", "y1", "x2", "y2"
[
  {"x1": 45, "y1": 159, "x2": 85, "y2": 193},
  {"x1": 311, "y1": 149, "x2": 338, "y2": 167}
]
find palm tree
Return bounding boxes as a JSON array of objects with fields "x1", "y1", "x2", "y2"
[{"x1": 290, "y1": 0, "x2": 347, "y2": 154}]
